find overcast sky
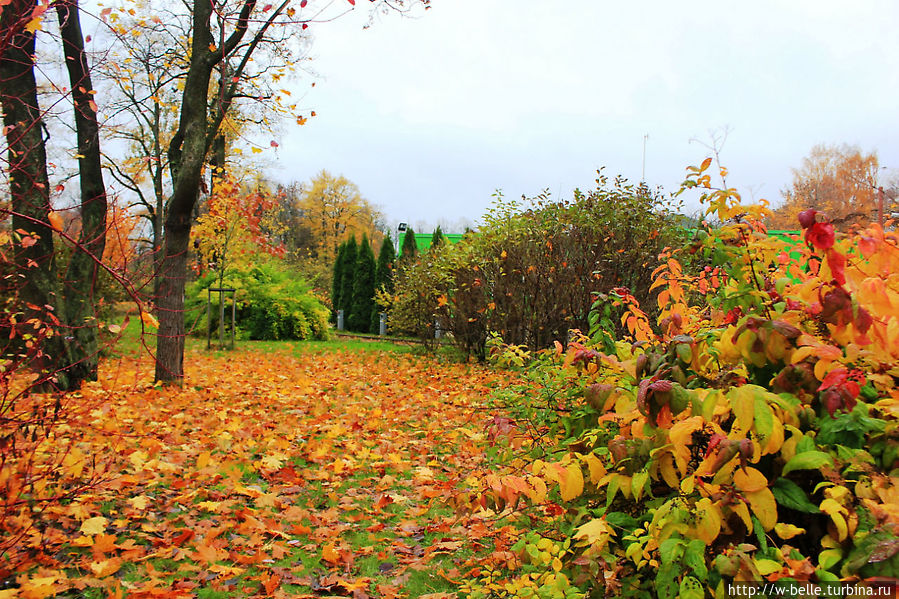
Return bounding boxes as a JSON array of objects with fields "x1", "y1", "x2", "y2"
[{"x1": 269, "y1": 0, "x2": 899, "y2": 232}]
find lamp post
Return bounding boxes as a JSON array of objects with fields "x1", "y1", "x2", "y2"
[
  {"x1": 641, "y1": 133, "x2": 649, "y2": 182},
  {"x1": 873, "y1": 166, "x2": 888, "y2": 229},
  {"x1": 396, "y1": 222, "x2": 407, "y2": 255}
]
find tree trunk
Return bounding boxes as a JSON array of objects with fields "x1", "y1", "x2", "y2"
[
  {"x1": 0, "y1": 0, "x2": 69, "y2": 387},
  {"x1": 155, "y1": 0, "x2": 261, "y2": 383},
  {"x1": 154, "y1": 0, "x2": 218, "y2": 383},
  {"x1": 151, "y1": 101, "x2": 165, "y2": 304},
  {"x1": 56, "y1": 0, "x2": 108, "y2": 386}
]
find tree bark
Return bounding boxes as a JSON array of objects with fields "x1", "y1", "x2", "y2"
[
  {"x1": 56, "y1": 0, "x2": 108, "y2": 386},
  {"x1": 154, "y1": 0, "x2": 220, "y2": 383},
  {"x1": 155, "y1": 0, "x2": 261, "y2": 383},
  {"x1": 0, "y1": 0, "x2": 69, "y2": 387}
]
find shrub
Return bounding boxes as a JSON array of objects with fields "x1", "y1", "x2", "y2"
[
  {"x1": 383, "y1": 253, "x2": 447, "y2": 348},
  {"x1": 388, "y1": 173, "x2": 687, "y2": 357},
  {"x1": 186, "y1": 260, "x2": 329, "y2": 341},
  {"x1": 460, "y1": 159, "x2": 899, "y2": 598}
]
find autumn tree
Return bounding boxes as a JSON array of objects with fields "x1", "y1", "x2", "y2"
[
  {"x1": 297, "y1": 170, "x2": 384, "y2": 262},
  {"x1": 151, "y1": 0, "x2": 435, "y2": 382},
  {"x1": 97, "y1": 0, "x2": 312, "y2": 260},
  {"x1": 349, "y1": 234, "x2": 376, "y2": 333},
  {"x1": 272, "y1": 181, "x2": 316, "y2": 259},
  {"x1": 770, "y1": 144, "x2": 882, "y2": 230},
  {"x1": 97, "y1": 3, "x2": 187, "y2": 264},
  {"x1": 192, "y1": 175, "x2": 285, "y2": 282},
  {"x1": 153, "y1": 0, "x2": 295, "y2": 382}
]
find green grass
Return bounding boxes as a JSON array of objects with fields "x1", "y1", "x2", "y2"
[{"x1": 102, "y1": 312, "x2": 473, "y2": 363}]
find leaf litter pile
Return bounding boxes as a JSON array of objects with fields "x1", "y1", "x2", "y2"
[{"x1": 3, "y1": 348, "x2": 520, "y2": 598}]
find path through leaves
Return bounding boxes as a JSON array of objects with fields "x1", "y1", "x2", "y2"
[{"x1": 4, "y1": 347, "x2": 519, "y2": 598}]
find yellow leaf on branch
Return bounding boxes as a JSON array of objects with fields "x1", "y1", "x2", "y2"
[{"x1": 573, "y1": 518, "x2": 614, "y2": 552}]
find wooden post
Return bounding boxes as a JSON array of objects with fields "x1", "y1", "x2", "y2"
[
  {"x1": 231, "y1": 295, "x2": 236, "y2": 349},
  {"x1": 206, "y1": 287, "x2": 212, "y2": 350}
]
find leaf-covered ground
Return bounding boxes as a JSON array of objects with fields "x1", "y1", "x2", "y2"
[{"x1": 4, "y1": 345, "x2": 520, "y2": 598}]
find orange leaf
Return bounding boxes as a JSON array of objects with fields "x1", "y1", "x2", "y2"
[
  {"x1": 322, "y1": 543, "x2": 340, "y2": 564},
  {"x1": 194, "y1": 541, "x2": 225, "y2": 564},
  {"x1": 48, "y1": 211, "x2": 64, "y2": 233},
  {"x1": 89, "y1": 557, "x2": 122, "y2": 578}
]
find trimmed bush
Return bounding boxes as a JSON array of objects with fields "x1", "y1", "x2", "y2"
[{"x1": 186, "y1": 261, "x2": 329, "y2": 341}]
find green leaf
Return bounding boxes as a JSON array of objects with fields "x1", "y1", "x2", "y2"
[
  {"x1": 752, "y1": 516, "x2": 768, "y2": 552},
  {"x1": 753, "y1": 396, "x2": 774, "y2": 442},
  {"x1": 676, "y1": 343, "x2": 692, "y2": 364},
  {"x1": 659, "y1": 537, "x2": 685, "y2": 566},
  {"x1": 657, "y1": 563, "x2": 679, "y2": 599},
  {"x1": 605, "y1": 511, "x2": 640, "y2": 531},
  {"x1": 683, "y1": 539, "x2": 708, "y2": 580},
  {"x1": 606, "y1": 476, "x2": 620, "y2": 508},
  {"x1": 679, "y1": 575, "x2": 704, "y2": 599},
  {"x1": 795, "y1": 434, "x2": 816, "y2": 454},
  {"x1": 772, "y1": 478, "x2": 820, "y2": 514},
  {"x1": 817, "y1": 568, "x2": 841, "y2": 582},
  {"x1": 632, "y1": 471, "x2": 649, "y2": 501},
  {"x1": 818, "y1": 549, "x2": 842, "y2": 571},
  {"x1": 782, "y1": 450, "x2": 833, "y2": 476}
]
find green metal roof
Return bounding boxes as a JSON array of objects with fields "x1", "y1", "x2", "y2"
[{"x1": 398, "y1": 232, "x2": 464, "y2": 251}]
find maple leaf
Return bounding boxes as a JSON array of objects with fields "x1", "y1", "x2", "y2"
[
  {"x1": 89, "y1": 558, "x2": 122, "y2": 578},
  {"x1": 194, "y1": 541, "x2": 226, "y2": 564},
  {"x1": 79, "y1": 516, "x2": 108, "y2": 536},
  {"x1": 261, "y1": 453, "x2": 284, "y2": 469},
  {"x1": 322, "y1": 543, "x2": 341, "y2": 565}
]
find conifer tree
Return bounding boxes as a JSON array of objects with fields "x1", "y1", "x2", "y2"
[
  {"x1": 429, "y1": 225, "x2": 445, "y2": 251},
  {"x1": 331, "y1": 240, "x2": 347, "y2": 322},
  {"x1": 372, "y1": 235, "x2": 396, "y2": 332},
  {"x1": 338, "y1": 236, "x2": 357, "y2": 325},
  {"x1": 349, "y1": 234, "x2": 376, "y2": 333},
  {"x1": 400, "y1": 226, "x2": 418, "y2": 261}
]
